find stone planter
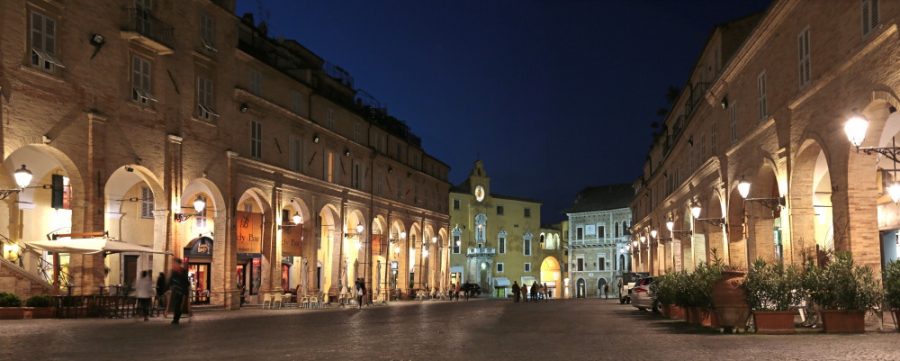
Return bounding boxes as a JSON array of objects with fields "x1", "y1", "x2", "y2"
[
  {"x1": 686, "y1": 307, "x2": 701, "y2": 325},
  {"x1": 895, "y1": 310, "x2": 900, "y2": 332},
  {"x1": 821, "y1": 310, "x2": 865, "y2": 333},
  {"x1": 0, "y1": 307, "x2": 24, "y2": 319},
  {"x1": 753, "y1": 311, "x2": 796, "y2": 334},
  {"x1": 711, "y1": 271, "x2": 750, "y2": 330},
  {"x1": 24, "y1": 307, "x2": 56, "y2": 319},
  {"x1": 660, "y1": 304, "x2": 671, "y2": 318}
]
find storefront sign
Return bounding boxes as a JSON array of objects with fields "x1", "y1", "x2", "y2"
[
  {"x1": 281, "y1": 224, "x2": 303, "y2": 257},
  {"x1": 236, "y1": 211, "x2": 263, "y2": 254}
]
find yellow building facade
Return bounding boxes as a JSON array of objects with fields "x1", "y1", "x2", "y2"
[{"x1": 448, "y1": 161, "x2": 564, "y2": 298}]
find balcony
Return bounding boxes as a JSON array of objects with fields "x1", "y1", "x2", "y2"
[
  {"x1": 121, "y1": 8, "x2": 174, "y2": 55},
  {"x1": 467, "y1": 247, "x2": 496, "y2": 256}
]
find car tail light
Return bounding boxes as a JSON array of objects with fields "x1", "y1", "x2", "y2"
[{"x1": 633, "y1": 287, "x2": 647, "y2": 293}]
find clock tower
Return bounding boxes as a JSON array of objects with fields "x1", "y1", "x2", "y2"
[{"x1": 469, "y1": 160, "x2": 490, "y2": 203}]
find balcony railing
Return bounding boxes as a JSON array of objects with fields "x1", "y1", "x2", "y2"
[
  {"x1": 121, "y1": 8, "x2": 174, "y2": 54},
  {"x1": 467, "y1": 247, "x2": 496, "y2": 256}
]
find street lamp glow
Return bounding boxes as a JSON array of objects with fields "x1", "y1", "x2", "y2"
[
  {"x1": 455, "y1": 240, "x2": 461, "y2": 247},
  {"x1": 691, "y1": 204, "x2": 702, "y2": 219},
  {"x1": 650, "y1": 229, "x2": 658, "y2": 238},
  {"x1": 13, "y1": 165, "x2": 32, "y2": 189},
  {"x1": 432, "y1": 236, "x2": 437, "y2": 243},
  {"x1": 356, "y1": 222, "x2": 364, "y2": 234},
  {"x1": 889, "y1": 183, "x2": 900, "y2": 203},
  {"x1": 292, "y1": 212, "x2": 302, "y2": 225},
  {"x1": 193, "y1": 196, "x2": 206, "y2": 213},
  {"x1": 738, "y1": 180, "x2": 751, "y2": 199},
  {"x1": 640, "y1": 235, "x2": 646, "y2": 243},
  {"x1": 844, "y1": 115, "x2": 869, "y2": 147},
  {"x1": 631, "y1": 240, "x2": 638, "y2": 248},
  {"x1": 423, "y1": 249, "x2": 429, "y2": 258},
  {"x1": 400, "y1": 231, "x2": 407, "y2": 239},
  {"x1": 666, "y1": 220, "x2": 674, "y2": 232}
]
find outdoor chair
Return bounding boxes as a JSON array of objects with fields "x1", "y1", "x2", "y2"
[
  {"x1": 299, "y1": 296, "x2": 309, "y2": 309},
  {"x1": 262, "y1": 293, "x2": 273, "y2": 309},
  {"x1": 281, "y1": 293, "x2": 293, "y2": 308},
  {"x1": 272, "y1": 293, "x2": 283, "y2": 309},
  {"x1": 309, "y1": 296, "x2": 319, "y2": 309}
]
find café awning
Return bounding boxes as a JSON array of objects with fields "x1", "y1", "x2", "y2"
[
  {"x1": 493, "y1": 277, "x2": 510, "y2": 287},
  {"x1": 24, "y1": 238, "x2": 169, "y2": 255}
]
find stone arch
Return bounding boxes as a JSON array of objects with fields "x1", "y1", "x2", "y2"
[
  {"x1": 180, "y1": 177, "x2": 228, "y2": 304},
  {"x1": 726, "y1": 185, "x2": 747, "y2": 267},
  {"x1": 236, "y1": 187, "x2": 271, "y2": 215},
  {"x1": 792, "y1": 138, "x2": 834, "y2": 266},
  {"x1": 317, "y1": 203, "x2": 340, "y2": 296},
  {"x1": 746, "y1": 162, "x2": 781, "y2": 264},
  {"x1": 703, "y1": 190, "x2": 726, "y2": 263}
]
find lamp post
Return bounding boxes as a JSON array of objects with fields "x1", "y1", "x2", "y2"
[{"x1": 845, "y1": 113, "x2": 900, "y2": 203}]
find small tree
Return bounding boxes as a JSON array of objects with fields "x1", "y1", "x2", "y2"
[
  {"x1": 882, "y1": 260, "x2": 900, "y2": 309},
  {"x1": 804, "y1": 252, "x2": 880, "y2": 311},
  {"x1": 743, "y1": 259, "x2": 801, "y2": 311}
]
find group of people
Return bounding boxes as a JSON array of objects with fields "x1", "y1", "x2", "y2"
[
  {"x1": 130, "y1": 258, "x2": 191, "y2": 324},
  {"x1": 511, "y1": 281, "x2": 550, "y2": 303}
]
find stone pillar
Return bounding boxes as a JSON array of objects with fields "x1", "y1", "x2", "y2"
[
  {"x1": 152, "y1": 210, "x2": 169, "y2": 276},
  {"x1": 221, "y1": 151, "x2": 239, "y2": 309},
  {"x1": 268, "y1": 185, "x2": 283, "y2": 293}
]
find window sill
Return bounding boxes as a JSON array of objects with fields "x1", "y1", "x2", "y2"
[
  {"x1": 126, "y1": 101, "x2": 157, "y2": 114},
  {"x1": 18, "y1": 64, "x2": 66, "y2": 84},
  {"x1": 191, "y1": 116, "x2": 218, "y2": 127}
]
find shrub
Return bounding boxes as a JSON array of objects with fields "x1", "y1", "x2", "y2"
[
  {"x1": 25, "y1": 295, "x2": 53, "y2": 308},
  {"x1": 743, "y1": 258, "x2": 801, "y2": 311},
  {"x1": 0, "y1": 292, "x2": 22, "y2": 307},
  {"x1": 882, "y1": 259, "x2": 900, "y2": 309},
  {"x1": 803, "y1": 252, "x2": 880, "y2": 311},
  {"x1": 651, "y1": 272, "x2": 676, "y2": 305}
]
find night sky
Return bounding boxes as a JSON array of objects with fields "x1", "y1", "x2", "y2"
[{"x1": 236, "y1": 0, "x2": 772, "y2": 223}]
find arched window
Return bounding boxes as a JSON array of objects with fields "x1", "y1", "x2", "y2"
[
  {"x1": 615, "y1": 222, "x2": 620, "y2": 238},
  {"x1": 452, "y1": 226, "x2": 462, "y2": 254},
  {"x1": 623, "y1": 221, "x2": 630, "y2": 235},
  {"x1": 523, "y1": 232, "x2": 533, "y2": 256},
  {"x1": 497, "y1": 230, "x2": 507, "y2": 253}
]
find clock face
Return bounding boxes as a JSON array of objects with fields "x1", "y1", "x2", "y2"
[{"x1": 474, "y1": 185, "x2": 485, "y2": 202}]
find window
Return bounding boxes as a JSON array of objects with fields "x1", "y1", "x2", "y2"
[
  {"x1": 140, "y1": 187, "x2": 154, "y2": 218},
  {"x1": 289, "y1": 135, "x2": 302, "y2": 172},
  {"x1": 291, "y1": 90, "x2": 303, "y2": 114},
  {"x1": 498, "y1": 231, "x2": 507, "y2": 254},
  {"x1": 496, "y1": 206, "x2": 504, "y2": 215},
  {"x1": 250, "y1": 120, "x2": 262, "y2": 159},
  {"x1": 524, "y1": 263, "x2": 532, "y2": 272},
  {"x1": 729, "y1": 102, "x2": 738, "y2": 144},
  {"x1": 351, "y1": 162, "x2": 361, "y2": 189},
  {"x1": 623, "y1": 221, "x2": 629, "y2": 235},
  {"x1": 598, "y1": 225, "x2": 605, "y2": 239},
  {"x1": 862, "y1": 0, "x2": 879, "y2": 36},
  {"x1": 758, "y1": 71, "x2": 767, "y2": 121},
  {"x1": 798, "y1": 28, "x2": 811, "y2": 87},
  {"x1": 250, "y1": 69, "x2": 262, "y2": 95},
  {"x1": 326, "y1": 108, "x2": 335, "y2": 128},
  {"x1": 524, "y1": 208, "x2": 531, "y2": 218},
  {"x1": 576, "y1": 227, "x2": 583, "y2": 240},
  {"x1": 452, "y1": 228, "x2": 461, "y2": 254},
  {"x1": 497, "y1": 263, "x2": 504, "y2": 273},
  {"x1": 325, "y1": 151, "x2": 334, "y2": 182},
  {"x1": 599, "y1": 257, "x2": 606, "y2": 271},
  {"x1": 29, "y1": 11, "x2": 63, "y2": 72},
  {"x1": 576, "y1": 258, "x2": 584, "y2": 272},
  {"x1": 197, "y1": 75, "x2": 217, "y2": 120},
  {"x1": 524, "y1": 233, "x2": 533, "y2": 256},
  {"x1": 453, "y1": 199, "x2": 460, "y2": 210},
  {"x1": 475, "y1": 214, "x2": 487, "y2": 243},
  {"x1": 200, "y1": 12, "x2": 216, "y2": 51},
  {"x1": 131, "y1": 55, "x2": 155, "y2": 104},
  {"x1": 615, "y1": 223, "x2": 620, "y2": 238}
]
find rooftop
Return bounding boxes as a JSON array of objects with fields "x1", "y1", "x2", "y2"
[{"x1": 567, "y1": 184, "x2": 634, "y2": 213}]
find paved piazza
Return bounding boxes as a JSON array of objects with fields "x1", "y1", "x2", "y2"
[{"x1": 2, "y1": 299, "x2": 900, "y2": 361}]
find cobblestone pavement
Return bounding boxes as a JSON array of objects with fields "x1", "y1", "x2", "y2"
[{"x1": 3, "y1": 299, "x2": 900, "y2": 361}]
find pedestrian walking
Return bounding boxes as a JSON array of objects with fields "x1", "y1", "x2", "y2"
[
  {"x1": 511, "y1": 281, "x2": 520, "y2": 303},
  {"x1": 543, "y1": 283, "x2": 550, "y2": 301},
  {"x1": 531, "y1": 281, "x2": 538, "y2": 302},
  {"x1": 133, "y1": 270, "x2": 153, "y2": 321},
  {"x1": 604, "y1": 284, "x2": 609, "y2": 299},
  {"x1": 454, "y1": 283, "x2": 461, "y2": 301},
  {"x1": 168, "y1": 258, "x2": 189, "y2": 325},
  {"x1": 355, "y1": 278, "x2": 366, "y2": 309}
]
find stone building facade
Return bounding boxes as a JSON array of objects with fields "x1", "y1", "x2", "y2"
[
  {"x1": 566, "y1": 184, "x2": 632, "y2": 299},
  {"x1": 631, "y1": 0, "x2": 900, "y2": 278},
  {"x1": 0, "y1": 0, "x2": 450, "y2": 308},
  {"x1": 448, "y1": 161, "x2": 565, "y2": 298}
]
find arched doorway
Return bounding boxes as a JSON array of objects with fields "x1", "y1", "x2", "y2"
[
  {"x1": 180, "y1": 178, "x2": 226, "y2": 305},
  {"x1": 103, "y1": 165, "x2": 166, "y2": 292},
  {"x1": 597, "y1": 278, "x2": 608, "y2": 299},
  {"x1": 317, "y1": 204, "x2": 340, "y2": 299},
  {"x1": 342, "y1": 209, "x2": 366, "y2": 292},
  {"x1": 233, "y1": 188, "x2": 270, "y2": 303},
  {"x1": 727, "y1": 186, "x2": 748, "y2": 267},
  {"x1": 747, "y1": 165, "x2": 781, "y2": 264},
  {"x1": 576, "y1": 278, "x2": 586, "y2": 298},
  {"x1": 280, "y1": 197, "x2": 311, "y2": 296},
  {"x1": 540, "y1": 256, "x2": 561, "y2": 299},
  {"x1": 387, "y1": 220, "x2": 407, "y2": 299},
  {"x1": 371, "y1": 215, "x2": 387, "y2": 302}
]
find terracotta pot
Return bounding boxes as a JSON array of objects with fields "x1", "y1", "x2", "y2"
[
  {"x1": 753, "y1": 311, "x2": 796, "y2": 334},
  {"x1": 0, "y1": 307, "x2": 24, "y2": 320},
  {"x1": 821, "y1": 310, "x2": 865, "y2": 333},
  {"x1": 699, "y1": 307, "x2": 719, "y2": 328},
  {"x1": 669, "y1": 305, "x2": 685, "y2": 320},
  {"x1": 660, "y1": 304, "x2": 671, "y2": 318},
  {"x1": 895, "y1": 310, "x2": 900, "y2": 332},
  {"x1": 712, "y1": 271, "x2": 750, "y2": 329},
  {"x1": 686, "y1": 307, "x2": 701, "y2": 324}
]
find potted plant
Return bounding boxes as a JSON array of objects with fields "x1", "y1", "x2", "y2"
[
  {"x1": 803, "y1": 252, "x2": 881, "y2": 333},
  {"x1": 0, "y1": 292, "x2": 23, "y2": 319},
  {"x1": 691, "y1": 262, "x2": 720, "y2": 328},
  {"x1": 883, "y1": 259, "x2": 900, "y2": 331},
  {"x1": 651, "y1": 273, "x2": 676, "y2": 317},
  {"x1": 744, "y1": 259, "x2": 801, "y2": 334},
  {"x1": 24, "y1": 295, "x2": 56, "y2": 319},
  {"x1": 707, "y1": 250, "x2": 749, "y2": 331}
]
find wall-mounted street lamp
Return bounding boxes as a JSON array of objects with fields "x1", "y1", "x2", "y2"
[
  {"x1": 736, "y1": 177, "x2": 786, "y2": 212},
  {"x1": 278, "y1": 212, "x2": 303, "y2": 230},
  {"x1": 665, "y1": 214, "x2": 692, "y2": 235},
  {"x1": 650, "y1": 229, "x2": 658, "y2": 239},
  {"x1": 174, "y1": 196, "x2": 206, "y2": 222},
  {"x1": 690, "y1": 202, "x2": 727, "y2": 227},
  {"x1": 845, "y1": 112, "x2": 900, "y2": 203},
  {"x1": 0, "y1": 165, "x2": 36, "y2": 200}
]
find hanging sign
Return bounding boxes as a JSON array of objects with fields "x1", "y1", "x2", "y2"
[
  {"x1": 236, "y1": 211, "x2": 263, "y2": 254},
  {"x1": 282, "y1": 223, "x2": 304, "y2": 257}
]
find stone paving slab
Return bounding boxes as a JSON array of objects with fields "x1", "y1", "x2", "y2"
[{"x1": 2, "y1": 299, "x2": 899, "y2": 361}]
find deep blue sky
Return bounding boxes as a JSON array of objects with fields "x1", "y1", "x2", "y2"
[{"x1": 236, "y1": 0, "x2": 771, "y2": 223}]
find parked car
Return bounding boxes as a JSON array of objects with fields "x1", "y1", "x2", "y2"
[
  {"x1": 460, "y1": 283, "x2": 481, "y2": 297},
  {"x1": 631, "y1": 277, "x2": 658, "y2": 312},
  {"x1": 618, "y1": 272, "x2": 649, "y2": 304}
]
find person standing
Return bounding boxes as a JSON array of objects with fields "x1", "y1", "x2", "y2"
[
  {"x1": 134, "y1": 270, "x2": 153, "y2": 321},
  {"x1": 543, "y1": 283, "x2": 550, "y2": 301},
  {"x1": 521, "y1": 283, "x2": 529, "y2": 302},
  {"x1": 355, "y1": 278, "x2": 366, "y2": 309},
  {"x1": 511, "y1": 281, "x2": 520, "y2": 303},
  {"x1": 155, "y1": 272, "x2": 167, "y2": 312},
  {"x1": 530, "y1": 281, "x2": 539, "y2": 302},
  {"x1": 604, "y1": 284, "x2": 609, "y2": 299},
  {"x1": 454, "y1": 283, "x2": 461, "y2": 301},
  {"x1": 168, "y1": 259, "x2": 189, "y2": 325}
]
